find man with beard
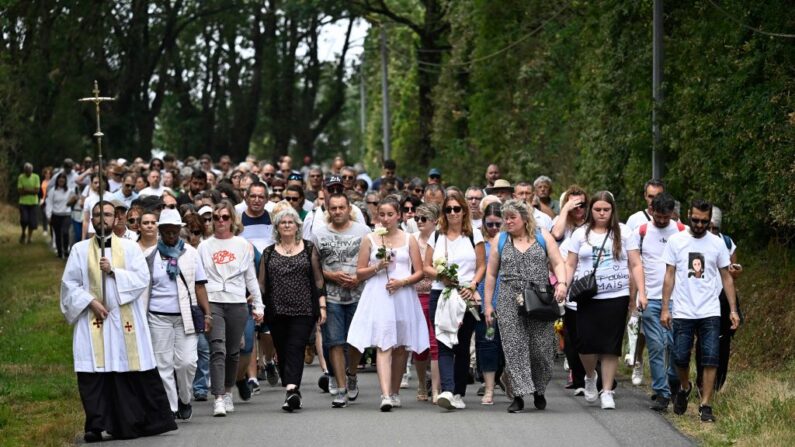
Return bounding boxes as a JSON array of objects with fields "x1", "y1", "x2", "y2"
[{"x1": 177, "y1": 170, "x2": 208, "y2": 207}]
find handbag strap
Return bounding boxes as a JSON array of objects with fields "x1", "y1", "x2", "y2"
[
  {"x1": 590, "y1": 228, "x2": 612, "y2": 277},
  {"x1": 178, "y1": 270, "x2": 196, "y2": 306}
]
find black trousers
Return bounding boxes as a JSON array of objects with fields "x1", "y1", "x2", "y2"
[
  {"x1": 77, "y1": 370, "x2": 176, "y2": 439},
  {"x1": 51, "y1": 214, "x2": 70, "y2": 258},
  {"x1": 270, "y1": 315, "x2": 316, "y2": 388}
]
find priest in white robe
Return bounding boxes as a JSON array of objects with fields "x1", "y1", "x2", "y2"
[{"x1": 61, "y1": 201, "x2": 176, "y2": 443}]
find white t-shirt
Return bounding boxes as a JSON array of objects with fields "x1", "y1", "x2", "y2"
[
  {"x1": 626, "y1": 209, "x2": 651, "y2": 231},
  {"x1": 428, "y1": 231, "x2": 484, "y2": 290},
  {"x1": 662, "y1": 231, "x2": 730, "y2": 319},
  {"x1": 632, "y1": 221, "x2": 685, "y2": 299},
  {"x1": 149, "y1": 253, "x2": 207, "y2": 313},
  {"x1": 534, "y1": 209, "x2": 553, "y2": 231},
  {"x1": 567, "y1": 224, "x2": 637, "y2": 300},
  {"x1": 138, "y1": 185, "x2": 166, "y2": 197}
]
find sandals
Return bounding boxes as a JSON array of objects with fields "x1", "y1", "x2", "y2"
[
  {"x1": 481, "y1": 389, "x2": 494, "y2": 405},
  {"x1": 417, "y1": 387, "x2": 429, "y2": 401}
]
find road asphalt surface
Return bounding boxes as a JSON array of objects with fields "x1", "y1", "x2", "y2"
[{"x1": 97, "y1": 358, "x2": 693, "y2": 447}]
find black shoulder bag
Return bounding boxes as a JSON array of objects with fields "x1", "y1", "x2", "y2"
[{"x1": 569, "y1": 228, "x2": 611, "y2": 304}]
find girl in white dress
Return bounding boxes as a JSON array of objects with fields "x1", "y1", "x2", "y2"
[{"x1": 348, "y1": 197, "x2": 429, "y2": 411}]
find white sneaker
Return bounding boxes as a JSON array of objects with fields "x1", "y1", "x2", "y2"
[
  {"x1": 400, "y1": 372, "x2": 410, "y2": 389},
  {"x1": 390, "y1": 394, "x2": 402, "y2": 408},
  {"x1": 451, "y1": 394, "x2": 466, "y2": 409},
  {"x1": 213, "y1": 398, "x2": 227, "y2": 417},
  {"x1": 584, "y1": 373, "x2": 599, "y2": 402},
  {"x1": 330, "y1": 385, "x2": 339, "y2": 396},
  {"x1": 574, "y1": 387, "x2": 586, "y2": 396},
  {"x1": 437, "y1": 391, "x2": 455, "y2": 410},
  {"x1": 600, "y1": 390, "x2": 616, "y2": 409},
  {"x1": 632, "y1": 362, "x2": 643, "y2": 386},
  {"x1": 624, "y1": 353, "x2": 634, "y2": 366},
  {"x1": 380, "y1": 395, "x2": 393, "y2": 412},
  {"x1": 223, "y1": 393, "x2": 235, "y2": 412}
]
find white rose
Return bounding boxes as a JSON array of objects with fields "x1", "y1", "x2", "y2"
[
  {"x1": 374, "y1": 227, "x2": 388, "y2": 237},
  {"x1": 436, "y1": 265, "x2": 446, "y2": 275}
]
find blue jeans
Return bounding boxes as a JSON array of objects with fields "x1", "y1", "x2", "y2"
[
  {"x1": 193, "y1": 333, "x2": 210, "y2": 397},
  {"x1": 321, "y1": 301, "x2": 359, "y2": 348},
  {"x1": 474, "y1": 314, "x2": 502, "y2": 373},
  {"x1": 241, "y1": 309, "x2": 255, "y2": 355},
  {"x1": 673, "y1": 316, "x2": 721, "y2": 369},
  {"x1": 430, "y1": 290, "x2": 476, "y2": 396},
  {"x1": 641, "y1": 300, "x2": 679, "y2": 398}
]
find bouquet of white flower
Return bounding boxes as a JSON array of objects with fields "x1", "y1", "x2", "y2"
[
  {"x1": 434, "y1": 258, "x2": 479, "y2": 321},
  {"x1": 374, "y1": 227, "x2": 395, "y2": 280}
]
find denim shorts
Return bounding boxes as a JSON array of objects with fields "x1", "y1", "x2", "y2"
[
  {"x1": 673, "y1": 316, "x2": 720, "y2": 368},
  {"x1": 322, "y1": 301, "x2": 358, "y2": 348}
]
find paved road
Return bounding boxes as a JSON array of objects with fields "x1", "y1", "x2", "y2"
[{"x1": 103, "y1": 360, "x2": 693, "y2": 447}]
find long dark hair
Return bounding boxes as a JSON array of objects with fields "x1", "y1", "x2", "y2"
[{"x1": 585, "y1": 191, "x2": 623, "y2": 260}]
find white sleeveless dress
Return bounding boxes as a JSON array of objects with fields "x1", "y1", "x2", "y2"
[{"x1": 347, "y1": 233, "x2": 430, "y2": 353}]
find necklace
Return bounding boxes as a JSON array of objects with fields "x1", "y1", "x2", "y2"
[{"x1": 280, "y1": 242, "x2": 295, "y2": 255}]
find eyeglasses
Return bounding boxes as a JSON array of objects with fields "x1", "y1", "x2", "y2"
[
  {"x1": 402, "y1": 206, "x2": 415, "y2": 213},
  {"x1": 127, "y1": 218, "x2": 140, "y2": 225},
  {"x1": 444, "y1": 206, "x2": 463, "y2": 214},
  {"x1": 690, "y1": 218, "x2": 710, "y2": 225},
  {"x1": 485, "y1": 222, "x2": 502, "y2": 229},
  {"x1": 231, "y1": 174, "x2": 241, "y2": 179},
  {"x1": 284, "y1": 196, "x2": 302, "y2": 202},
  {"x1": 417, "y1": 216, "x2": 431, "y2": 223},
  {"x1": 212, "y1": 214, "x2": 231, "y2": 222},
  {"x1": 164, "y1": 204, "x2": 176, "y2": 209}
]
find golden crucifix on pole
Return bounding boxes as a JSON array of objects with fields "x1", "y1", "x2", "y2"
[{"x1": 78, "y1": 80, "x2": 115, "y2": 302}]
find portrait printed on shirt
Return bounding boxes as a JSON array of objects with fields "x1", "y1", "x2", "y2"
[
  {"x1": 688, "y1": 253, "x2": 705, "y2": 279},
  {"x1": 592, "y1": 245, "x2": 612, "y2": 269}
]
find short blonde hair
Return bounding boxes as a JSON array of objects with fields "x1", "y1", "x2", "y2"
[{"x1": 212, "y1": 200, "x2": 242, "y2": 235}]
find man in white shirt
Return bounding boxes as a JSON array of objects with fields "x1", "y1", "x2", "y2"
[
  {"x1": 138, "y1": 170, "x2": 166, "y2": 197},
  {"x1": 626, "y1": 179, "x2": 666, "y2": 231},
  {"x1": 633, "y1": 192, "x2": 685, "y2": 412},
  {"x1": 512, "y1": 181, "x2": 553, "y2": 231},
  {"x1": 661, "y1": 199, "x2": 740, "y2": 423},
  {"x1": 465, "y1": 186, "x2": 484, "y2": 230}
]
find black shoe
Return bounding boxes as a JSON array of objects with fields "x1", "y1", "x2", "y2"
[
  {"x1": 673, "y1": 384, "x2": 692, "y2": 415},
  {"x1": 507, "y1": 396, "x2": 524, "y2": 413},
  {"x1": 284, "y1": 389, "x2": 302, "y2": 412},
  {"x1": 477, "y1": 385, "x2": 486, "y2": 396},
  {"x1": 318, "y1": 373, "x2": 330, "y2": 393},
  {"x1": 84, "y1": 431, "x2": 103, "y2": 443},
  {"x1": 236, "y1": 379, "x2": 252, "y2": 401},
  {"x1": 650, "y1": 396, "x2": 670, "y2": 412},
  {"x1": 533, "y1": 392, "x2": 546, "y2": 410},
  {"x1": 193, "y1": 393, "x2": 208, "y2": 402},
  {"x1": 177, "y1": 400, "x2": 193, "y2": 421},
  {"x1": 265, "y1": 362, "x2": 279, "y2": 386},
  {"x1": 699, "y1": 405, "x2": 716, "y2": 422}
]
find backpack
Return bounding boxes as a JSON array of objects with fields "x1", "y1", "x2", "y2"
[
  {"x1": 639, "y1": 221, "x2": 685, "y2": 254},
  {"x1": 497, "y1": 230, "x2": 546, "y2": 257}
]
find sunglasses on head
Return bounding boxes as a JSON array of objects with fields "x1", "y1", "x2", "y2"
[
  {"x1": 212, "y1": 214, "x2": 231, "y2": 222},
  {"x1": 485, "y1": 222, "x2": 502, "y2": 229},
  {"x1": 444, "y1": 206, "x2": 463, "y2": 214}
]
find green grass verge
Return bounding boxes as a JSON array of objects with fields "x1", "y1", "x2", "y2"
[{"x1": 0, "y1": 207, "x2": 83, "y2": 446}]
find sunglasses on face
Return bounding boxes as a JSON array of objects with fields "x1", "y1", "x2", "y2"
[
  {"x1": 690, "y1": 218, "x2": 710, "y2": 225},
  {"x1": 417, "y1": 216, "x2": 432, "y2": 223},
  {"x1": 342, "y1": 175, "x2": 354, "y2": 180},
  {"x1": 402, "y1": 206, "x2": 415, "y2": 213},
  {"x1": 164, "y1": 204, "x2": 176, "y2": 209},
  {"x1": 262, "y1": 173, "x2": 274, "y2": 178},
  {"x1": 127, "y1": 218, "x2": 140, "y2": 225},
  {"x1": 367, "y1": 201, "x2": 379, "y2": 206},
  {"x1": 191, "y1": 230, "x2": 203, "y2": 236},
  {"x1": 429, "y1": 175, "x2": 441, "y2": 180},
  {"x1": 485, "y1": 222, "x2": 502, "y2": 229},
  {"x1": 414, "y1": 188, "x2": 424, "y2": 193},
  {"x1": 284, "y1": 196, "x2": 301, "y2": 202},
  {"x1": 444, "y1": 206, "x2": 463, "y2": 214},
  {"x1": 272, "y1": 188, "x2": 284, "y2": 193},
  {"x1": 212, "y1": 214, "x2": 231, "y2": 222},
  {"x1": 123, "y1": 183, "x2": 134, "y2": 188}
]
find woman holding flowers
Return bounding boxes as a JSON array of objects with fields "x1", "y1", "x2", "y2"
[
  {"x1": 483, "y1": 200, "x2": 568, "y2": 413},
  {"x1": 423, "y1": 191, "x2": 486, "y2": 411},
  {"x1": 348, "y1": 196, "x2": 429, "y2": 412}
]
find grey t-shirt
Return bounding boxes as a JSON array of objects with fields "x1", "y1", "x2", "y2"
[{"x1": 314, "y1": 221, "x2": 371, "y2": 304}]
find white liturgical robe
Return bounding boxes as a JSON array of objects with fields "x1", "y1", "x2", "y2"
[{"x1": 60, "y1": 236, "x2": 156, "y2": 372}]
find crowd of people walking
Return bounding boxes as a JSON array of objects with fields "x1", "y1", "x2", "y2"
[{"x1": 16, "y1": 153, "x2": 741, "y2": 442}]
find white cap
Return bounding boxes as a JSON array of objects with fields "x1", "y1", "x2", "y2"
[
  {"x1": 198, "y1": 205, "x2": 213, "y2": 216},
  {"x1": 157, "y1": 209, "x2": 185, "y2": 227}
]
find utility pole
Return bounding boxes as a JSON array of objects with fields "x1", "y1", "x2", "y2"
[
  {"x1": 379, "y1": 26, "x2": 392, "y2": 160},
  {"x1": 359, "y1": 66, "x2": 367, "y2": 158},
  {"x1": 652, "y1": 0, "x2": 664, "y2": 179}
]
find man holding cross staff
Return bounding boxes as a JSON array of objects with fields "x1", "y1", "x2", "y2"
[{"x1": 60, "y1": 82, "x2": 176, "y2": 443}]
